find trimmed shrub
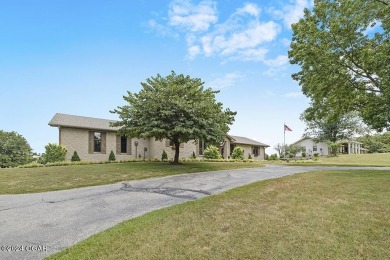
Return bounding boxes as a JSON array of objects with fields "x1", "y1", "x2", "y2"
[
  {"x1": 270, "y1": 154, "x2": 278, "y2": 160},
  {"x1": 248, "y1": 153, "x2": 252, "y2": 159},
  {"x1": 302, "y1": 151, "x2": 306, "y2": 157},
  {"x1": 314, "y1": 153, "x2": 319, "y2": 158},
  {"x1": 71, "y1": 151, "x2": 81, "y2": 162},
  {"x1": 109, "y1": 150, "x2": 116, "y2": 161},
  {"x1": 231, "y1": 146, "x2": 244, "y2": 160},
  {"x1": 161, "y1": 150, "x2": 168, "y2": 161},
  {"x1": 41, "y1": 143, "x2": 67, "y2": 164},
  {"x1": 191, "y1": 151, "x2": 196, "y2": 159},
  {"x1": 203, "y1": 145, "x2": 222, "y2": 159}
]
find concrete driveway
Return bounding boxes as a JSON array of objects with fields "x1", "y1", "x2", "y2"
[{"x1": 1, "y1": 165, "x2": 389, "y2": 259}]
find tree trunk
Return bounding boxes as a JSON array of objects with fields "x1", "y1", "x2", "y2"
[{"x1": 173, "y1": 140, "x2": 180, "y2": 164}]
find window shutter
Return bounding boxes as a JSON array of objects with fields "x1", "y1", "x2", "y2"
[
  {"x1": 116, "y1": 136, "x2": 121, "y2": 154},
  {"x1": 101, "y1": 132, "x2": 106, "y2": 154},
  {"x1": 127, "y1": 138, "x2": 132, "y2": 155},
  {"x1": 88, "y1": 131, "x2": 94, "y2": 154},
  {"x1": 180, "y1": 143, "x2": 184, "y2": 148},
  {"x1": 165, "y1": 139, "x2": 170, "y2": 147}
]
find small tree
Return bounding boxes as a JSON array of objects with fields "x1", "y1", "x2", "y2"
[
  {"x1": 109, "y1": 150, "x2": 116, "y2": 161},
  {"x1": 161, "y1": 150, "x2": 168, "y2": 161},
  {"x1": 231, "y1": 147, "x2": 244, "y2": 160},
  {"x1": 0, "y1": 130, "x2": 32, "y2": 168},
  {"x1": 203, "y1": 145, "x2": 222, "y2": 159},
  {"x1": 111, "y1": 71, "x2": 236, "y2": 164},
  {"x1": 328, "y1": 141, "x2": 341, "y2": 156},
  {"x1": 71, "y1": 151, "x2": 81, "y2": 162},
  {"x1": 41, "y1": 143, "x2": 67, "y2": 163}
]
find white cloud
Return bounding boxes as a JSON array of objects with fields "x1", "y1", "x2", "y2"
[
  {"x1": 148, "y1": 1, "x2": 284, "y2": 65},
  {"x1": 147, "y1": 19, "x2": 179, "y2": 38},
  {"x1": 284, "y1": 91, "x2": 303, "y2": 98},
  {"x1": 267, "y1": 0, "x2": 312, "y2": 29},
  {"x1": 283, "y1": 0, "x2": 311, "y2": 29},
  {"x1": 168, "y1": 0, "x2": 218, "y2": 32},
  {"x1": 264, "y1": 55, "x2": 289, "y2": 67},
  {"x1": 206, "y1": 73, "x2": 243, "y2": 89}
]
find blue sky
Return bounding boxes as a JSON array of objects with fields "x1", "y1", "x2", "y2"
[{"x1": 0, "y1": 0, "x2": 313, "y2": 154}]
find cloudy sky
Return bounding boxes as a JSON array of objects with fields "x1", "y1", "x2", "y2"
[{"x1": 0, "y1": 0, "x2": 313, "y2": 154}]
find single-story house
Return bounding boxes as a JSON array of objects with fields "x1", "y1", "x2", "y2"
[
  {"x1": 49, "y1": 113, "x2": 269, "y2": 161},
  {"x1": 292, "y1": 137, "x2": 366, "y2": 156}
]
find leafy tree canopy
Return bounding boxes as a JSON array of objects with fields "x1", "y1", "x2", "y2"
[
  {"x1": 301, "y1": 107, "x2": 367, "y2": 143},
  {"x1": 0, "y1": 130, "x2": 32, "y2": 168},
  {"x1": 289, "y1": 0, "x2": 390, "y2": 131},
  {"x1": 111, "y1": 71, "x2": 236, "y2": 164}
]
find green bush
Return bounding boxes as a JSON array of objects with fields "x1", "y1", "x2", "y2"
[
  {"x1": 0, "y1": 130, "x2": 33, "y2": 168},
  {"x1": 289, "y1": 153, "x2": 295, "y2": 158},
  {"x1": 302, "y1": 151, "x2": 306, "y2": 157},
  {"x1": 191, "y1": 151, "x2": 196, "y2": 159},
  {"x1": 109, "y1": 150, "x2": 116, "y2": 161},
  {"x1": 314, "y1": 153, "x2": 319, "y2": 158},
  {"x1": 203, "y1": 145, "x2": 222, "y2": 159},
  {"x1": 270, "y1": 154, "x2": 278, "y2": 160},
  {"x1": 41, "y1": 143, "x2": 67, "y2": 163},
  {"x1": 71, "y1": 151, "x2": 81, "y2": 162},
  {"x1": 231, "y1": 146, "x2": 244, "y2": 160},
  {"x1": 161, "y1": 150, "x2": 168, "y2": 161},
  {"x1": 248, "y1": 154, "x2": 252, "y2": 159},
  {"x1": 265, "y1": 154, "x2": 269, "y2": 160}
]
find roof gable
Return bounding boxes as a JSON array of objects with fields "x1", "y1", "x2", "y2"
[
  {"x1": 49, "y1": 113, "x2": 120, "y2": 132},
  {"x1": 229, "y1": 135, "x2": 269, "y2": 147}
]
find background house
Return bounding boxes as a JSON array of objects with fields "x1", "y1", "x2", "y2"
[
  {"x1": 49, "y1": 113, "x2": 269, "y2": 161},
  {"x1": 292, "y1": 137, "x2": 366, "y2": 156}
]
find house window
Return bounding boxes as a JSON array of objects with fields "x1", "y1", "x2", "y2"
[
  {"x1": 198, "y1": 140, "x2": 207, "y2": 155},
  {"x1": 94, "y1": 132, "x2": 102, "y2": 152},
  {"x1": 313, "y1": 144, "x2": 317, "y2": 152},
  {"x1": 121, "y1": 136, "x2": 127, "y2": 153},
  {"x1": 252, "y1": 147, "x2": 259, "y2": 156}
]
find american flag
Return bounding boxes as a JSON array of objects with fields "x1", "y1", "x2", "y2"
[{"x1": 284, "y1": 124, "x2": 292, "y2": 132}]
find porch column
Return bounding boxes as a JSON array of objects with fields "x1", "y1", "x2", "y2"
[{"x1": 348, "y1": 143, "x2": 351, "y2": 154}]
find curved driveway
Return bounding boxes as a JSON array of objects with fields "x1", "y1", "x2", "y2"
[{"x1": 1, "y1": 165, "x2": 389, "y2": 259}]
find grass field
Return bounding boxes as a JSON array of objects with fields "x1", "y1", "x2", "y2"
[
  {"x1": 0, "y1": 161, "x2": 264, "y2": 194},
  {"x1": 282, "y1": 153, "x2": 390, "y2": 167},
  {"x1": 48, "y1": 170, "x2": 390, "y2": 259}
]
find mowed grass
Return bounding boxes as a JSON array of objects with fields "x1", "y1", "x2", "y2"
[
  {"x1": 318, "y1": 153, "x2": 390, "y2": 166},
  {"x1": 0, "y1": 161, "x2": 264, "y2": 194},
  {"x1": 48, "y1": 170, "x2": 390, "y2": 260},
  {"x1": 282, "y1": 153, "x2": 390, "y2": 167}
]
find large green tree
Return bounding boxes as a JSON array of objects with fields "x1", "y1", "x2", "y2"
[
  {"x1": 111, "y1": 71, "x2": 236, "y2": 164},
  {"x1": 301, "y1": 106, "x2": 367, "y2": 143},
  {"x1": 0, "y1": 130, "x2": 32, "y2": 168},
  {"x1": 289, "y1": 0, "x2": 390, "y2": 131}
]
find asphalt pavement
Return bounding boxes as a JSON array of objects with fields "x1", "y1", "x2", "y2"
[{"x1": 1, "y1": 165, "x2": 389, "y2": 259}]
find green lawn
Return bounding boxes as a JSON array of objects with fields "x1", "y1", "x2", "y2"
[
  {"x1": 0, "y1": 161, "x2": 264, "y2": 194},
  {"x1": 48, "y1": 170, "x2": 390, "y2": 259},
  {"x1": 281, "y1": 153, "x2": 390, "y2": 166}
]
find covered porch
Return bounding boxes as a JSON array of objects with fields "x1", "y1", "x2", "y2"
[{"x1": 340, "y1": 141, "x2": 366, "y2": 154}]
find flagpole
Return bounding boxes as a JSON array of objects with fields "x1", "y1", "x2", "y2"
[{"x1": 283, "y1": 123, "x2": 285, "y2": 156}]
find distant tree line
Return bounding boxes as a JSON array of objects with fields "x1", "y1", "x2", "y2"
[{"x1": 357, "y1": 132, "x2": 390, "y2": 153}]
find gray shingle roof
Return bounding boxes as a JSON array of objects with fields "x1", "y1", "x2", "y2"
[
  {"x1": 49, "y1": 113, "x2": 120, "y2": 132},
  {"x1": 229, "y1": 135, "x2": 269, "y2": 147}
]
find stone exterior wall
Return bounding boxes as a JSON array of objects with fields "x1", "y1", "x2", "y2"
[
  {"x1": 59, "y1": 127, "x2": 198, "y2": 162},
  {"x1": 149, "y1": 139, "x2": 197, "y2": 160},
  {"x1": 59, "y1": 127, "x2": 146, "y2": 162}
]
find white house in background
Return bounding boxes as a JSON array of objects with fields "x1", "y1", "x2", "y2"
[{"x1": 292, "y1": 137, "x2": 366, "y2": 156}]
